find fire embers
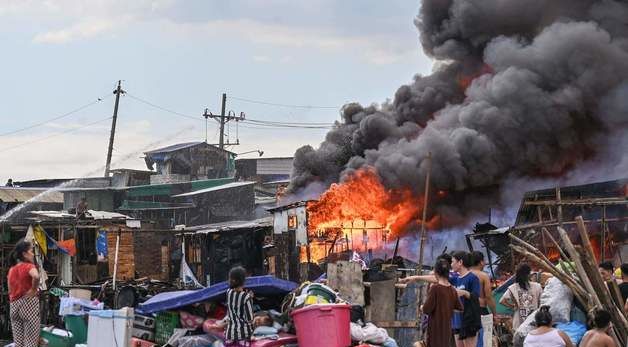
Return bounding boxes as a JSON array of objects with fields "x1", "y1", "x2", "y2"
[{"x1": 306, "y1": 168, "x2": 439, "y2": 238}]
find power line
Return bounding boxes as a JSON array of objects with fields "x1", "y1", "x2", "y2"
[
  {"x1": 244, "y1": 118, "x2": 335, "y2": 126},
  {"x1": 240, "y1": 121, "x2": 333, "y2": 129},
  {"x1": 127, "y1": 92, "x2": 336, "y2": 128},
  {"x1": 238, "y1": 124, "x2": 332, "y2": 131},
  {"x1": 126, "y1": 93, "x2": 202, "y2": 121},
  {"x1": 0, "y1": 93, "x2": 112, "y2": 137},
  {"x1": 0, "y1": 116, "x2": 113, "y2": 153},
  {"x1": 230, "y1": 95, "x2": 339, "y2": 109}
]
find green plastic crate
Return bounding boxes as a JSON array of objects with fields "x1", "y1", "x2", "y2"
[{"x1": 155, "y1": 311, "x2": 180, "y2": 345}]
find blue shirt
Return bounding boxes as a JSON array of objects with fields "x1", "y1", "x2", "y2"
[{"x1": 449, "y1": 271, "x2": 480, "y2": 330}]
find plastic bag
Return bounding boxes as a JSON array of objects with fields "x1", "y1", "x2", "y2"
[
  {"x1": 513, "y1": 278, "x2": 573, "y2": 347},
  {"x1": 539, "y1": 277, "x2": 572, "y2": 322},
  {"x1": 177, "y1": 335, "x2": 218, "y2": 347},
  {"x1": 556, "y1": 321, "x2": 587, "y2": 345},
  {"x1": 350, "y1": 322, "x2": 390, "y2": 344}
]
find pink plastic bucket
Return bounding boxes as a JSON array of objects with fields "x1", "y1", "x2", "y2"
[{"x1": 291, "y1": 304, "x2": 351, "y2": 347}]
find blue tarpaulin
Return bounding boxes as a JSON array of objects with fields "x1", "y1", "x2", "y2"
[
  {"x1": 96, "y1": 230, "x2": 108, "y2": 260},
  {"x1": 138, "y1": 276, "x2": 297, "y2": 314}
]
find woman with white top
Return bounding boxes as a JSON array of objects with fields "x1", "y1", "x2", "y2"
[
  {"x1": 523, "y1": 306, "x2": 574, "y2": 347},
  {"x1": 499, "y1": 263, "x2": 543, "y2": 330}
]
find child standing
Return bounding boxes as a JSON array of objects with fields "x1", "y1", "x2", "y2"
[{"x1": 225, "y1": 266, "x2": 254, "y2": 347}]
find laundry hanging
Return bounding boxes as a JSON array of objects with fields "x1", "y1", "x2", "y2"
[
  {"x1": 33, "y1": 225, "x2": 48, "y2": 256},
  {"x1": 42, "y1": 228, "x2": 77, "y2": 256}
]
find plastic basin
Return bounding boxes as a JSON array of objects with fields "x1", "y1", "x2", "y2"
[{"x1": 291, "y1": 304, "x2": 350, "y2": 347}]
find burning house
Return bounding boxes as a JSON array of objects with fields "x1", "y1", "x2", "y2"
[
  {"x1": 512, "y1": 178, "x2": 628, "y2": 265},
  {"x1": 285, "y1": 0, "x2": 628, "y2": 258},
  {"x1": 269, "y1": 169, "x2": 440, "y2": 281}
]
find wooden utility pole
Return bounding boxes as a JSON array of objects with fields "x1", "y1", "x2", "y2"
[
  {"x1": 104, "y1": 81, "x2": 124, "y2": 177},
  {"x1": 219, "y1": 93, "x2": 227, "y2": 149},
  {"x1": 417, "y1": 152, "x2": 432, "y2": 272},
  {"x1": 416, "y1": 152, "x2": 432, "y2": 339},
  {"x1": 205, "y1": 93, "x2": 245, "y2": 149}
]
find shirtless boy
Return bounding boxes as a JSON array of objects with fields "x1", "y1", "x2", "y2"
[
  {"x1": 580, "y1": 308, "x2": 615, "y2": 347},
  {"x1": 470, "y1": 251, "x2": 496, "y2": 347}
]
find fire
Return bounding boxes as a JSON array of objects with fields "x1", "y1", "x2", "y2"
[
  {"x1": 457, "y1": 64, "x2": 493, "y2": 91},
  {"x1": 307, "y1": 168, "x2": 438, "y2": 237}
]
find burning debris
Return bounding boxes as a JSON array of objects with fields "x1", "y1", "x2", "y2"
[{"x1": 288, "y1": 0, "x2": 628, "y2": 229}]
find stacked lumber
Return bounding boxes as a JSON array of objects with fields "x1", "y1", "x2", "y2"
[{"x1": 510, "y1": 216, "x2": 628, "y2": 346}]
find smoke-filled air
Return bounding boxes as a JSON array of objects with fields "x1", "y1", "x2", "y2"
[{"x1": 288, "y1": 0, "x2": 628, "y2": 228}]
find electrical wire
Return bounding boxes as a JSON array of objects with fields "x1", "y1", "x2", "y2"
[
  {"x1": 0, "y1": 116, "x2": 113, "y2": 152},
  {"x1": 244, "y1": 118, "x2": 335, "y2": 126},
  {"x1": 126, "y1": 93, "x2": 202, "y2": 121},
  {"x1": 0, "y1": 93, "x2": 112, "y2": 137},
  {"x1": 238, "y1": 123, "x2": 332, "y2": 130},
  {"x1": 126, "y1": 92, "x2": 336, "y2": 128},
  {"x1": 240, "y1": 123, "x2": 333, "y2": 129},
  {"x1": 230, "y1": 95, "x2": 338, "y2": 109}
]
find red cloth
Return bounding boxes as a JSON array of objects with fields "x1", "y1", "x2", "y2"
[
  {"x1": 8, "y1": 263, "x2": 36, "y2": 302},
  {"x1": 180, "y1": 311, "x2": 205, "y2": 329},
  {"x1": 57, "y1": 239, "x2": 77, "y2": 256}
]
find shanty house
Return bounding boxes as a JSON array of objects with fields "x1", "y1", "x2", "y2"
[
  {"x1": 235, "y1": 157, "x2": 293, "y2": 183},
  {"x1": 178, "y1": 217, "x2": 272, "y2": 285},
  {"x1": 144, "y1": 142, "x2": 236, "y2": 184},
  {"x1": 513, "y1": 178, "x2": 628, "y2": 265},
  {"x1": 0, "y1": 187, "x2": 63, "y2": 222}
]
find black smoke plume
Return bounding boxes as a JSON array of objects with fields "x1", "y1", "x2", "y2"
[{"x1": 289, "y1": 0, "x2": 628, "y2": 226}]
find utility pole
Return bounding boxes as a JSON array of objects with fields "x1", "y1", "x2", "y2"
[
  {"x1": 104, "y1": 81, "x2": 124, "y2": 177},
  {"x1": 219, "y1": 93, "x2": 227, "y2": 149},
  {"x1": 205, "y1": 93, "x2": 245, "y2": 149}
]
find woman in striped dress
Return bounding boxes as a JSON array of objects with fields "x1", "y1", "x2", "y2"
[
  {"x1": 8, "y1": 240, "x2": 40, "y2": 347},
  {"x1": 225, "y1": 266, "x2": 254, "y2": 347}
]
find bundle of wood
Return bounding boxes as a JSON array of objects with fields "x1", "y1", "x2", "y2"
[{"x1": 510, "y1": 216, "x2": 628, "y2": 346}]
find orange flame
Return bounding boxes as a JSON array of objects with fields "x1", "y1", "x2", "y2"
[
  {"x1": 457, "y1": 64, "x2": 493, "y2": 91},
  {"x1": 307, "y1": 168, "x2": 438, "y2": 237}
]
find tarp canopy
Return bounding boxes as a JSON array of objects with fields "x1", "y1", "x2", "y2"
[{"x1": 138, "y1": 276, "x2": 297, "y2": 314}]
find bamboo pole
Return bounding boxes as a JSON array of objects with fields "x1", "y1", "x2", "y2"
[
  {"x1": 416, "y1": 152, "x2": 432, "y2": 339},
  {"x1": 575, "y1": 217, "x2": 628, "y2": 342},
  {"x1": 541, "y1": 227, "x2": 577, "y2": 278},
  {"x1": 510, "y1": 245, "x2": 587, "y2": 305},
  {"x1": 556, "y1": 187, "x2": 563, "y2": 228},
  {"x1": 417, "y1": 152, "x2": 432, "y2": 273},
  {"x1": 559, "y1": 225, "x2": 625, "y2": 346},
  {"x1": 557, "y1": 227, "x2": 600, "y2": 308},
  {"x1": 509, "y1": 234, "x2": 586, "y2": 299}
]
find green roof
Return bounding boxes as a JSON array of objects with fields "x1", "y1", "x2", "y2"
[
  {"x1": 125, "y1": 178, "x2": 234, "y2": 197},
  {"x1": 118, "y1": 200, "x2": 194, "y2": 210}
]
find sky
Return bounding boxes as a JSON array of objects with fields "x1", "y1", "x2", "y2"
[{"x1": 0, "y1": 0, "x2": 433, "y2": 182}]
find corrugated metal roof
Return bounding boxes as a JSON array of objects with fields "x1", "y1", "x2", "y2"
[
  {"x1": 172, "y1": 181, "x2": 255, "y2": 197},
  {"x1": 256, "y1": 158, "x2": 293, "y2": 175},
  {"x1": 144, "y1": 141, "x2": 203, "y2": 154},
  {"x1": 180, "y1": 216, "x2": 272, "y2": 234},
  {"x1": 0, "y1": 188, "x2": 63, "y2": 203},
  {"x1": 126, "y1": 177, "x2": 234, "y2": 197},
  {"x1": 144, "y1": 142, "x2": 235, "y2": 155},
  {"x1": 29, "y1": 209, "x2": 130, "y2": 220}
]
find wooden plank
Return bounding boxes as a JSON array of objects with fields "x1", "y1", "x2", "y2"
[
  {"x1": 367, "y1": 279, "x2": 396, "y2": 336},
  {"x1": 395, "y1": 282, "x2": 419, "y2": 346},
  {"x1": 327, "y1": 261, "x2": 364, "y2": 305}
]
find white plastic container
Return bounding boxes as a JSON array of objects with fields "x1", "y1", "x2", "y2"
[{"x1": 87, "y1": 307, "x2": 134, "y2": 347}]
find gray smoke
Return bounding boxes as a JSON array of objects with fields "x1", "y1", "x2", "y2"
[{"x1": 289, "y1": 0, "x2": 628, "y2": 227}]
